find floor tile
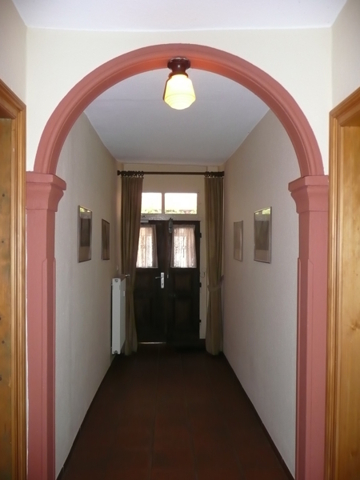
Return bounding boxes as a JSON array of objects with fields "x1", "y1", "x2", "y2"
[
  {"x1": 196, "y1": 466, "x2": 245, "y2": 480},
  {"x1": 110, "y1": 468, "x2": 151, "y2": 480},
  {"x1": 58, "y1": 345, "x2": 291, "y2": 480},
  {"x1": 153, "y1": 426, "x2": 192, "y2": 449},
  {"x1": 107, "y1": 447, "x2": 152, "y2": 470},
  {"x1": 236, "y1": 442, "x2": 285, "y2": 470},
  {"x1": 115, "y1": 426, "x2": 153, "y2": 449},
  {"x1": 243, "y1": 466, "x2": 289, "y2": 480},
  {"x1": 150, "y1": 467, "x2": 196, "y2": 480},
  {"x1": 152, "y1": 447, "x2": 195, "y2": 468}
]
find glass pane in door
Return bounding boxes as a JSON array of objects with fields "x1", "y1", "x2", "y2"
[
  {"x1": 171, "y1": 225, "x2": 197, "y2": 268},
  {"x1": 136, "y1": 225, "x2": 158, "y2": 268}
]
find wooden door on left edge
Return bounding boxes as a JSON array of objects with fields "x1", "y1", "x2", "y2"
[
  {"x1": 0, "y1": 80, "x2": 26, "y2": 480},
  {"x1": 0, "y1": 118, "x2": 13, "y2": 477}
]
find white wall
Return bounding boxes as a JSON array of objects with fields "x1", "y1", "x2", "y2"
[
  {"x1": 124, "y1": 163, "x2": 210, "y2": 338},
  {"x1": 0, "y1": 0, "x2": 26, "y2": 101},
  {"x1": 223, "y1": 110, "x2": 299, "y2": 475},
  {"x1": 332, "y1": 0, "x2": 360, "y2": 106},
  {"x1": 25, "y1": 27, "x2": 331, "y2": 172},
  {"x1": 55, "y1": 113, "x2": 118, "y2": 476}
]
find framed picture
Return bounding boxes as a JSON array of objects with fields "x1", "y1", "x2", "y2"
[
  {"x1": 254, "y1": 207, "x2": 272, "y2": 263},
  {"x1": 101, "y1": 219, "x2": 110, "y2": 260},
  {"x1": 78, "y1": 206, "x2": 92, "y2": 262},
  {"x1": 233, "y1": 221, "x2": 243, "y2": 261}
]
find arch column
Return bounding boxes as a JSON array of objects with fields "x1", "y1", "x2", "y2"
[
  {"x1": 289, "y1": 175, "x2": 329, "y2": 480},
  {"x1": 26, "y1": 172, "x2": 66, "y2": 480}
]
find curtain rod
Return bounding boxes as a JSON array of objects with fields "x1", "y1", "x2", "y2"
[{"x1": 117, "y1": 170, "x2": 224, "y2": 177}]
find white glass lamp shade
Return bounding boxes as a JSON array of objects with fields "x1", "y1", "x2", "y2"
[{"x1": 163, "y1": 73, "x2": 196, "y2": 110}]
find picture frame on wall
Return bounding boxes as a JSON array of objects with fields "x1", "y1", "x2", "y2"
[
  {"x1": 101, "y1": 219, "x2": 110, "y2": 260},
  {"x1": 254, "y1": 207, "x2": 272, "y2": 263},
  {"x1": 233, "y1": 221, "x2": 243, "y2": 261},
  {"x1": 78, "y1": 206, "x2": 92, "y2": 262}
]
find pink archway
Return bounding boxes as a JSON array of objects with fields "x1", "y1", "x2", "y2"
[{"x1": 26, "y1": 44, "x2": 328, "y2": 480}]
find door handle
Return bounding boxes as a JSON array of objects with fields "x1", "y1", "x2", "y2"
[{"x1": 155, "y1": 272, "x2": 165, "y2": 289}]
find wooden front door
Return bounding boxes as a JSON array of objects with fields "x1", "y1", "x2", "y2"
[{"x1": 134, "y1": 220, "x2": 201, "y2": 346}]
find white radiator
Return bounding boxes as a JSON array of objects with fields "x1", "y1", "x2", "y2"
[{"x1": 111, "y1": 277, "x2": 126, "y2": 354}]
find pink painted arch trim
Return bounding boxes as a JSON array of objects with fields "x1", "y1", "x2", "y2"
[
  {"x1": 33, "y1": 43, "x2": 323, "y2": 177},
  {"x1": 27, "y1": 43, "x2": 328, "y2": 480}
]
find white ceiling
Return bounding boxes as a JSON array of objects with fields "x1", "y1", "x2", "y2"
[
  {"x1": 12, "y1": 0, "x2": 347, "y2": 31},
  {"x1": 12, "y1": 0, "x2": 347, "y2": 166},
  {"x1": 84, "y1": 69, "x2": 269, "y2": 165}
]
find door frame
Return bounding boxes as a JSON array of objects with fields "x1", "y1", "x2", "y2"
[
  {"x1": 135, "y1": 219, "x2": 201, "y2": 345},
  {"x1": 26, "y1": 44, "x2": 328, "y2": 479},
  {"x1": 0, "y1": 80, "x2": 26, "y2": 479},
  {"x1": 326, "y1": 86, "x2": 360, "y2": 479}
]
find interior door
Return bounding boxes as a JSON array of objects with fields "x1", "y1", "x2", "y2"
[{"x1": 134, "y1": 220, "x2": 200, "y2": 346}]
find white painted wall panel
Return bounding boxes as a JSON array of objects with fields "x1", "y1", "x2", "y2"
[
  {"x1": 332, "y1": 0, "x2": 360, "y2": 107},
  {"x1": 223, "y1": 110, "x2": 298, "y2": 475},
  {"x1": 0, "y1": 0, "x2": 26, "y2": 101},
  {"x1": 55, "y1": 113, "x2": 117, "y2": 476}
]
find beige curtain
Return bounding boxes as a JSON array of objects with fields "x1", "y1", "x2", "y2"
[
  {"x1": 121, "y1": 173, "x2": 144, "y2": 355},
  {"x1": 205, "y1": 173, "x2": 224, "y2": 355}
]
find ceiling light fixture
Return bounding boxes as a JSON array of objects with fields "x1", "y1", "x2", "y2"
[{"x1": 163, "y1": 57, "x2": 196, "y2": 110}]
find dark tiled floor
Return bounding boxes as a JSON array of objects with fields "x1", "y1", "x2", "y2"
[{"x1": 58, "y1": 345, "x2": 292, "y2": 480}]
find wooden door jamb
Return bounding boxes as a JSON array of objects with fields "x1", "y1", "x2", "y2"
[
  {"x1": 326, "y1": 86, "x2": 360, "y2": 479},
  {"x1": 0, "y1": 79, "x2": 26, "y2": 479}
]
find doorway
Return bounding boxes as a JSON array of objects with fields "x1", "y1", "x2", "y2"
[
  {"x1": 26, "y1": 43, "x2": 328, "y2": 479},
  {"x1": 135, "y1": 220, "x2": 201, "y2": 346}
]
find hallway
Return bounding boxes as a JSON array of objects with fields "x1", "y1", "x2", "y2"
[{"x1": 58, "y1": 345, "x2": 291, "y2": 480}]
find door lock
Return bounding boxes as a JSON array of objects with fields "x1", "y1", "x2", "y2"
[{"x1": 155, "y1": 272, "x2": 165, "y2": 289}]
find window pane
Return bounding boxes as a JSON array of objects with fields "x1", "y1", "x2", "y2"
[
  {"x1": 165, "y1": 193, "x2": 197, "y2": 214},
  {"x1": 136, "y1": 225, "x2": 158, "y2": 268},
  {"x1": 171, "y1": 225, "x2": 196, "y2": 268},
  {"x1": 141, "y1": 192, "x2": 162, "y2": 214}
]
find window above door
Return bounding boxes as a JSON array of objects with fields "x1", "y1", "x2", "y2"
[
  {"x1": 165, "y1": 193, "x2": 197, "y2": 214},
  {"x1": 141, "y1": 192, "x2": 162, "y2": 214},
  {"x1": 141, "y1": 192, "x2": 198, "y2": 215}
]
